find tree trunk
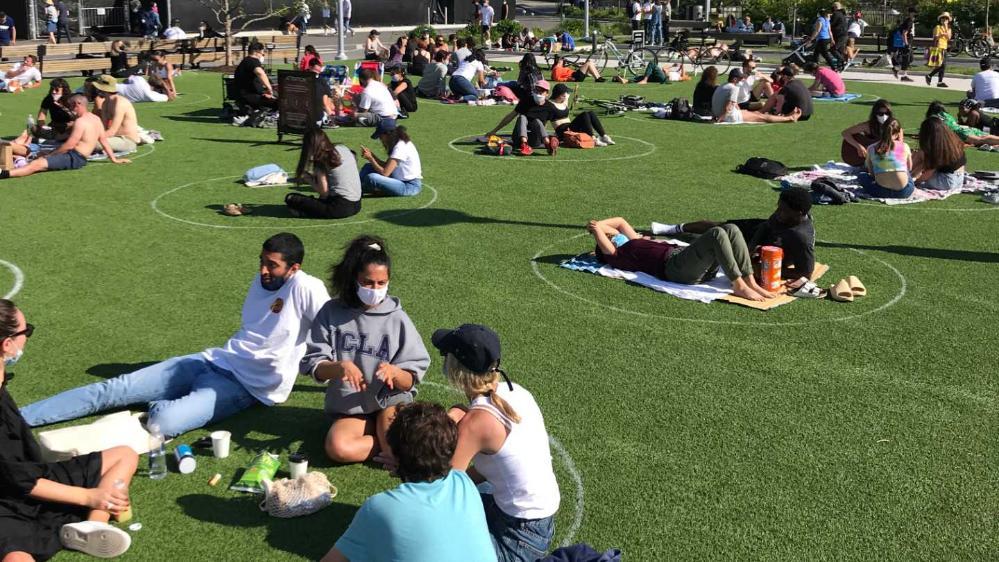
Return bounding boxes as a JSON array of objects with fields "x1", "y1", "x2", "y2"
[{"x1": 224, "y1": 0, "x2": 233, "y2": 67}]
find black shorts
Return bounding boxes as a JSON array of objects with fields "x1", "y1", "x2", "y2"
[
  {"x1": 481, "y1": 24, "x2": 490, "y2": 34},
  {"x1": 572, "y1": 69, "x2": 586, "y2": 82}
]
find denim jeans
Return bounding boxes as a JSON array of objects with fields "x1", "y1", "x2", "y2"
[
  {"x1": 858, "y1": 172, "x2": 915, "y2": 198},
  {"x1": 449, "y1": 75, "x2": 478, "y2": 101},
  {"x1": 481, "y1": 492, "x2": 556, "y2": 562},
  {"x1": 20, "y1": 354, "x2": 260, "y2": 437},
  {"x1": 360, "y1": 163, "x2": 422, "y2": 196},
  {"x1": 921, "y1": 170, "x2": 965, "y2": 191}
]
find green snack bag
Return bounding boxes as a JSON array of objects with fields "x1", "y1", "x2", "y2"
[{"x1": 230, "y1": 452, "x2": 281, "y2": 494}]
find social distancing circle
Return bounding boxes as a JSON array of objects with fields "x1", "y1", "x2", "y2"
[
  {"x1": 0, "y1": 259, "x2": 25, "y2": 300},
  {"x1": 151, "y1": 176, "x2": 439, "y2": 229},
  {"x1": 530, "y1": 233, "x2": 907, "y2": 326},
  {"x1": 448, "y1": 134, "x2": 656, "y2": 162}
]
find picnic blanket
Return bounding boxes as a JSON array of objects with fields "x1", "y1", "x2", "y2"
[
  {"x1": 813, "y1": 93, "x2": 862, "y2": 102},
  {"x1": 778, "y1": 161, "x2": 994, "y2": 205},
  {"x1": 559, "y1": 239, "x2": 828, "y2": 310},
  {"x1": 87, "y1": 148, "x2": 137, "y2": 161}
]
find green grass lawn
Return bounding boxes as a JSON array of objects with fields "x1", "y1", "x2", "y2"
[{"x1": 1, "y1": 68, "x2": 996, "y2": 560}]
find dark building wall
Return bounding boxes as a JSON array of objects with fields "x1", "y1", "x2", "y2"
[{"x1": 6, "y1": 0, "x2": 31, "y2": 41}]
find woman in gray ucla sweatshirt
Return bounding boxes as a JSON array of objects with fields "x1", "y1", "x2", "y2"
[{"x1": 300, "y1": 236, "x2": 430, "y2": 464}]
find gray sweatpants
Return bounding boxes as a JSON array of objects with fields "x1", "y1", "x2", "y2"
[
  {"x1": 663, "y1": 224, "x2": 753, "y2": 283},
  {"x1": 513, "y1": 115, "x2": 547, "y2": 147}
]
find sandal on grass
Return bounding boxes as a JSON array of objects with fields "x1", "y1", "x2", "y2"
[
  {"x1": 830, "y1": 279, "x2": 854, "y2": 302},
  {"x1": 222, "y1": 203, "x2": 249, "y2": 217},
  {"x1": 791, "y1": 280, "x2": 827, "y2": 299},
  {"x1": 847, "y1": 275, "x2": 867, "y2": 297}
]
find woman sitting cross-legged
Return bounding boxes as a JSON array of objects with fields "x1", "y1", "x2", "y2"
[
  {"x1": 859, "y1": 117, "x2": 915, "y2": 198},
  {"x1": 549, "y1": 83, "x2": 614, "y2": 146},
  {"x1": 359, "y1": 122, "x2": 423, "y2": 197},
  {"x1": 912, "y1": 116, "x2": 966, "y2": 191},
  {"x1": 300, "y1": 236, "x2": 431, "y2": 465},
  {"x1": 285, "y1": 128, "x2": 362, "y2": 219},
  {"x1": 588, "y1": 217, "x2": 778, "y2": 302},
  {"x1": 0, "y1": 299, "x2": 138, "y2": 561},
  {"x1": 434, "y1": 323, "x2": 561, "y2": 562}
]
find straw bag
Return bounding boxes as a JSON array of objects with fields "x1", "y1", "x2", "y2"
[{"x1": 259, "y1": 472, "x2": 337, "y2": 518}]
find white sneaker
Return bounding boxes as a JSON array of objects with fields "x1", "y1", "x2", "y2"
[
  {"x1": 594, "y1": 137, "x2": 607, "y2": 147},
  {"x1": 650, "y1": 222, "x2": 683, "y2": 236},
  {"x1": 600, "y1": 134, "x2": 615, "y2": 145},
  {"x1": 61, "y1": 521, "x2": 132, "y2": 559}
]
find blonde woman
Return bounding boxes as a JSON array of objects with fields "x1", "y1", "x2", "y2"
[{"x1": 433, "y1": 323, "x2": 560, "y2": 562}]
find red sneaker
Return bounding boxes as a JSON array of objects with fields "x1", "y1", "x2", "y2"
[
  {"x1": 519, "y1": 142, "x2": 533, "y2": 156},
  {"x1": 545, "y1": 136, "x2": 559, "y2": 157}
]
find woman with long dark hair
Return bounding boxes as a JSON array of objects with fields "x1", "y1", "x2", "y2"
[
  {"x1": 286, "y1": 128, "x2": 362, "y2": 219},
  {"x1": 359, "y1": 124, "x2": 423, "y2": 196},
  {"x1": 692, "y1": 65, "x2": 719, "y2": 116},
  {"x1": 913, "y1": 117, "x2": 966, "y2": 190},
  {"x1": 841, "y1": 99, "x2": 893, "y2": 166},
  {"x1": 300, "y1": 236, "x2": 430, "y2": 465},
  {"x1": 516, "y1": 52, "x2": 543, "y2": 97},
  {"x1": 549, "y1": 83, "x2": 614, "y2": 146},
  {"x1": 298, "y1": 44, "x2": 322, "y2": 71}
]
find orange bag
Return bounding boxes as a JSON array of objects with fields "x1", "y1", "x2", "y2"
[{"x1": 561, "y1": 131, "x2": 595, "y2": 149}]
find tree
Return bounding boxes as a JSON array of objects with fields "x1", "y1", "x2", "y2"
[{"x1": 197, "y1": 0, "x2": 292, "y2": 66}]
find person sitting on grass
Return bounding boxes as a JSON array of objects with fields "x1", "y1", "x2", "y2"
[
  {"x1": 349, "y1": 67, "x2": 399, "y2": 127},
  {"x1": 285, "y1": 128, "x2": 362, "y2": 219},
  {"x1": 650, "y1": 187, "x2": 816, "y2": 280},
  {"x1": 300, "y1": 236, "x2": 431, "y2": 466},
  {"x1": 359, "y1": 122, "x2": 423, "y2": 196},
  {"x1": 549, "y1": 83, "x2": 614, "y2": 146},
  {"x1": 93, "y1": 75, "x2": 141, "y2": 155},
  {"x1": 306, "y1": 59, "x2": 341, "y2": 125},
  {"x1": 841, "y1": 99, "x2": 893, "y2": 167},
  {"x1": 692, "y1": 66, "x2": 719, "y2": 116},
  {"x1": 925, "y1": 100, "x2": 999, "y2": 147},
  {"x1": 588, "y1": 217, "x2": 778, "y2": 301},
  {"x1": 482, "y1": 79, "x2": 558, "y2": 156},
  {"x1": 550, "y1": 54, "x2": 606, "y2": 83},
  {"x1": 435, "y1": 323, "x2": 561, "y2": 562},
  {"x1": 912, "y1": 116, "x2": 966, "y2": 191},
  {"x1": 234, "y1": 42, "x2": 277, "y2": 111},
  {"x1": 449, "y1": 49, "x2": 487, "y2": 102},
  {"x1": 515, "y1": 53, "x2": 544, "y2": 97},
  {"x1": 760, "y1": 66, "x2": 814, "y2": 121},
  {"x1": 364, "y1": 29, "x2": 389, "y2": 60},
  {"x1": 146, "y1": 50, "x2": 178, "y2": 98},
  {"x1": 0, "y1": 299, "x2": 139, "y2": 562},
  {"x1": 712, "y1": 68, "x2": 801, "y2": 124},
  {"x1": 736, "y1": 58, "x2": 774, "y2": 110},
  {"x1": 320, "y1": 402, "x2": 495, "y2": 562},
  {"x1": 1, "y1": 95, "x2": 130, "y2": 180},
  {"x1": 387, "y1": 65, "x2": 417, "y2": 117},
  {"x1": 19, "y1": 234, "x2": 329, "y2": 437},
  {"x1": 803, "y1": 61, "x2": 846, "y2": 97},
  {"x1": 970, "y1": 57, "x2": 999, "y2": 106},
  {"x1": 416, "y1": 50, "x2": 449, "y2": 98},
  {"x1": 36, "y1": 77, "x2": 74, "y2": 136},
  {"x1": 0, "y1": 55, "x2": 42, "y2": 93},
  {"x1": 859, "y1": 117, "x2": 914, "y2": 199}
]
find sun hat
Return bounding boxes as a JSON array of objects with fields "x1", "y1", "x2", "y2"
[
  {"x1": 93, "y1": 74, "x2": 117, "y2": 93},
  {"x1": 535, "y1": 79, "x2": 550, "y2": 92},
  {"x1": 938, "y1": 12, "x2": 951, "y2": 21}
]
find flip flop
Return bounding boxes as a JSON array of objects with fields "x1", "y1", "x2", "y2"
[
  {"x1": 847, "y1": 275, "x2": 867, "y2": 297},
  {"x1": 830, "y1": 279, "x2": 854, "y2": 302},
  {"x1": 791, "y1": 280, "x2": 827, "y2": 299}
]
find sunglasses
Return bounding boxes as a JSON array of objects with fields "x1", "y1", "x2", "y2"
[{"x1": 6, "y1": 323, "x2": 34, "y2": 340}]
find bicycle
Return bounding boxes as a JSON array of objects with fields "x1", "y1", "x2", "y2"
[
  {"x1": 543, "y1": 33, "x2": 659, "y2": 78},
  {"x1": 656, "y1": 30, "x2": 732, "y2": 74}
]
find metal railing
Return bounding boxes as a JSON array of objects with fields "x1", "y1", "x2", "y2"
[{"x1": 80, "y1": 6, "x2": 129, "y2": 35}]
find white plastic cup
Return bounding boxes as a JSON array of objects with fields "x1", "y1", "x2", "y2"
[
  {"x1": 288, "y1": 452, "x2": 308, "y2": 479},
  {"x1": 211, "y1": 430, "x2": 231, "y2": 459}
]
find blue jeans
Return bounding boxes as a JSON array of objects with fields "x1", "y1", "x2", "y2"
[
  {"x1": 360, "y1": 163, "x2": 422, "y2": 196},
  {"x1": 858, "y1": 172, "x2": 915, "y2": 198},
  {"x1": 20, "y1": 354, "x2": 260, "y2": 437},
  {"x1": 449, "y1": 75, "x2": 478, "y2": 102},
  {"x1": 481, "y1": 492, "x2": 556, "y2": 562}
]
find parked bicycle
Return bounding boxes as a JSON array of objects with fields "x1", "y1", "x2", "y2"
[
  {"x1": 543, "y1": 33, "x2": 659, "y2": 78},
  {"x1": 950, "y1": 19, "x2": 995, "y2": 58},
  {"x1": 656, "y1": 30, "x2": 733, "y2": 74}
]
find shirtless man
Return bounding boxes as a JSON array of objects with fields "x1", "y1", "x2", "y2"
[
  {"x1": 94, "y1": 74, "x2": 140, "y2": 153},
  {"x1": 0, "y1": 94, "x2": 130, "y2": 179}
]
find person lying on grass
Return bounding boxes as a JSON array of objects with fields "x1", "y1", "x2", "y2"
[
  {"x1": 858, "y1": 117, "x2": 915, "y2": 199},
  {"x1": 286, "y1": 128, "x2": 362, "y2": 219},
  {"x1": 1, "y1": 95, "x2": 129, "y2": 180},
  {"x1": 611, "y1": 61, "x2": 688, "y2": 84},
  {"x1": 359, "y1": 122, "x2": 423, "y2": 197},
  {"x1": 0, "y1": 55, "x2": 42, "y2": 93},
  {"x1": 651, "y1": 186, "x2": 816, "y2": 280},
  {"x1": 300, "y1": 236, "x2": 430, "y2": 466},
  {"x1": 549, "y1": 83, "x2": 615, "y2": 147},
  {"x1": 482, "y1": 79, "x2": 559, "y2": 156},
  {"x1": 436, "y1": 323, "x2": 561, "y2": 562},
  {"x1": 925, "y1": 100, "x2": 999, "y2": 147},
  {"x1": 841, "y1": 99, "x2": 894, "y2": 167},
  {"x1": 550, "y1": 54, "x2": 606, "y2": 83},
  {"x1": 19, "y1": 234, "x2": 329, "y2": 437},
  {"x1": 588, "y1": 217, "x2": 778, "y2": 301},
  {"x1": 0, "y1": 299, "x2": 138, "y2": 562},
  {"x1": 712, "y1": 68, "x2": 801, "y2": 124},
  {"x1": 320, "y1": 402, "x2": 496, "y2": 562}
]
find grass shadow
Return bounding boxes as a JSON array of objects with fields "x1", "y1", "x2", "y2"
[
  {"x1": 176, "y1": 493, "x2": 357, "y2": 560},
  {"x1": 374, "y1": 208, "x2": 580, "y2": 230},
  {"x1": 221, "y1": 405, "x2": 331, "y2": 467},
  {"x1": 533, "y1": 253, "x2": 580, "y2": 265},
  {"x1": 190, "y1": 137, "x2": 296, "y2": 148},
  {"x1": 86, "y1": 361, "x2": 159, "y2": 378},
  {"x1": 817, "y1": 241, "x2": 999, "y2": 263}
]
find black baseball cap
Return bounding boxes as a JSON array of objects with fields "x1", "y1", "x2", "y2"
[{"x1": 432, "y1": 324, "x2": 501, "y2": 374}]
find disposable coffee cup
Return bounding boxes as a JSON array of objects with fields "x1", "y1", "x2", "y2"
[
  {"x1": 211, "y1": 430, "x2": 231, "y2": 459},
  {"x1": 288, "y1": 452, "x2": 308, "y2": 479}
]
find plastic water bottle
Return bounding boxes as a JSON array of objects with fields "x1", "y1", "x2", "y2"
[
  {"x1": 112, "y1": 478, "x2": 134, "y2": 522},
  {"x1": 26, "y1": 114, "x2": 35, "y2": 131},
  {"x1": 148, "y1": 424, "x2": 167, "y2": 480}
]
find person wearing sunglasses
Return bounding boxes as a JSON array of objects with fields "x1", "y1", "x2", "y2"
[
  {"x1": 840, "y1": 99, "x2": 894, "y2": 167},
  {"x1": 19, "y1": 233, "x2": 330, "y2": 438},
  {"x1": 0, "y1": 299, "x2": 138, "y2": 560}
]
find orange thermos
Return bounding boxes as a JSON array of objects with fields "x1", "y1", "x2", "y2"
[{"x1": 758, "y1": 246, "x2": 784, "y2": 292}]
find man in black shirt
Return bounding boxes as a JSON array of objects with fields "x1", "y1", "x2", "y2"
[
  {"x1": 761, "y1": 66, "x2": 813, "y2": 122},
  {"x1": 481, "y1": 79, "x2": 557, "y2": 155},
  {"x1": 830, "y1": 2, "x2": 849, "y2": 63},
  {"x1": 650, "y1": 187, "x2": 816, "y2": 279},
  {"x1": 234, "y1": 42, "x2": 277, "y2": 110}
]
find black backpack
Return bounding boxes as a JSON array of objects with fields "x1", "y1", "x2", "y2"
[
  {"x1": 669, "y1": 98, "x2": 691, "y2": 120},
  {"x1": 736, "y1": 157, "x2": 788, "y2": 179}
]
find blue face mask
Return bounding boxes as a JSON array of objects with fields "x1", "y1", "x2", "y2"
[
  {"x1": 611, "y1": 234, "x2": 630, "y2": 248},
  {"x1": 4, "y1": 348, "x2": 22, "y2": 368}
]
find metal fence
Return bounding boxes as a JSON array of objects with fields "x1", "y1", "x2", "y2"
[{"x1": 80, "y1": 5, "x2": 129, "y2": 35}]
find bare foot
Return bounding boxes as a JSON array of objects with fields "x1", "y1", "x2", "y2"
[
  {"x1": 747, "y1": 277, "x2": 778, "y2": 299},
  {"x1": 731, "y1": 286, "x2": 765, "y2": 302}
]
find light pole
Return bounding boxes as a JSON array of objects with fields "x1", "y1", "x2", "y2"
[
  {"x1": 335, "y1": 0, "x2": 346, "y2": 60},
  {"x1": 584, "y1": 0, "x2": 589, "y2": 40}
]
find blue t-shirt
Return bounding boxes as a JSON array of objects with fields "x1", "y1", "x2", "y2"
[
  {"x1": 0, "y1": 17, "x2": 15, "y2": 45},
  {"x1": 816, "y1": 16, "x2": 831, "y2": 40},
  {"x1": 335, "y1": 470, "x2": 497, "y2": 562}
]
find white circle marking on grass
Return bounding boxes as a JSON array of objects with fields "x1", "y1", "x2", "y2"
[
  {"x1": 151, "y1": 176, "x2": 439, "y2": 229},
  {"x1": 530, "y1": 233, "x2": 907, "y2": 326},
  {"x1": 422, "y1": 380, "x2": 585, "y2": 547},
  {"x1": 0, "y1": 259, "x2": 25, "y2": 299},
  {"x1": 448, "y1": 134, "x2": 656, "y2": 162},
  {"x1": 764, "y1": 180, "x2": 999, "y2": 212}
]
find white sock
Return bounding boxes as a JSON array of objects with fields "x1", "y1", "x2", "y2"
[{"x1": 650, "y1": 222, "x2": 683, "y2": 236}]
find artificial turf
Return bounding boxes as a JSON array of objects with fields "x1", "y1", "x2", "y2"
[{"x1": 0, "y1": 68, "x2": 996, "y2": 560}]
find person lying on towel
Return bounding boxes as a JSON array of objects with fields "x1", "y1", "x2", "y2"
[
  {"x1": 649, "y1": 187, "x2": 815, "y2": 280},
  {"x1": 587, "y1": 217, "x2": 778, "y2": 302}
]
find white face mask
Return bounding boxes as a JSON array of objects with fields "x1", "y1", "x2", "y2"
[
  {"x1": 876, "y1": 114, "x2": 889, "y2": 124},
  {"x1": 532, "y1": 93, "x2": 547, "y2": 104},
  {"x1": 357, "y1": 283, "x2": 388, "y2": 306},
  {"x1": 4, "y1": 347, "x2": 22, "y2": 368}
]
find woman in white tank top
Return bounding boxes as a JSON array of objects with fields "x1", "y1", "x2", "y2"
[{"x1": 432, "y1": 323, "x2": 560, "y2": 562}]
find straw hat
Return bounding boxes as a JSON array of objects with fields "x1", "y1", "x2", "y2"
[{"x1": 938, "y1": 12, "x2": 951, "y2": 21}]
